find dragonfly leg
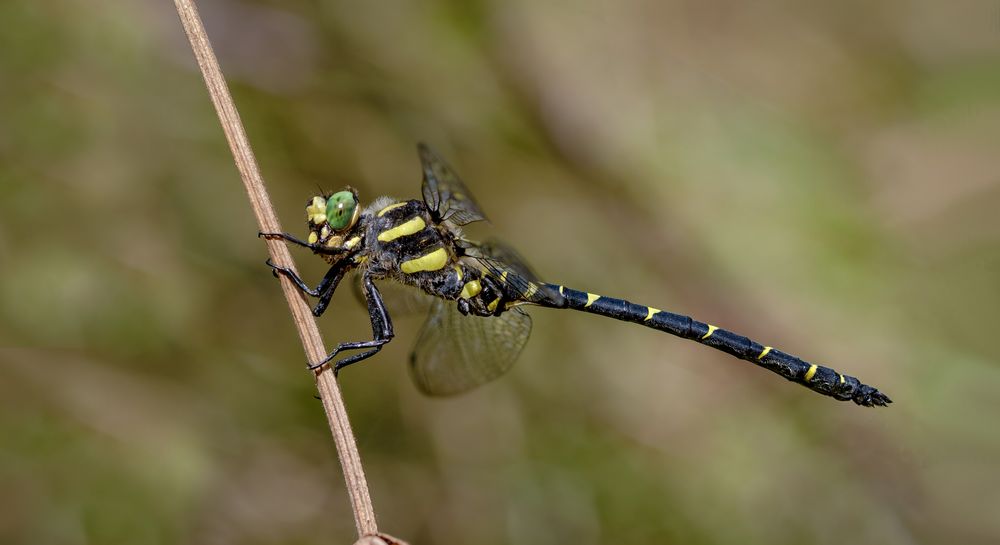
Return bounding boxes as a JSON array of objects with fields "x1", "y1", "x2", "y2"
[
  {"x1": 266, "y1": 258, "x2": 321, "y2": 296},
  {"x1": 259, "y1": 231, "x2": 347, "y2": 257},
  {"x1": 311, "y1": 265, "x2": 349, "y2": 317},
  {"x1": 309, "y1": 275, "x2": 395, "y2": 373},
  {"x1": 259, "y1": 231, "x2": 314, "y2": 249},
  {"x1": 267, "y1": 259, "x2": 349, "y2": 316}
]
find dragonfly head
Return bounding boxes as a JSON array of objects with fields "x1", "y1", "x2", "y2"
[{"x1": 305, "y1": 187, "x2": 361, "y2": 247}]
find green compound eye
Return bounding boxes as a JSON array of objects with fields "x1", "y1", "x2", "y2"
[{"x1": 326, "y1": 190, "x2": 358, "y2": 231}]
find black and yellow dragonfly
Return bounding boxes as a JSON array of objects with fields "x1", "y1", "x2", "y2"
[{"x1": 262, "y1": 144, "x2": 890, "y2": 407}]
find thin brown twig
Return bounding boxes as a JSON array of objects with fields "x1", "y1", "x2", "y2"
[{"x1": 172, "y1": 0, "x2": 380, "y2": 538}]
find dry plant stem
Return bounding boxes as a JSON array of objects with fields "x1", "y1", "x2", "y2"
[{"x1": 173, "y1": 0, "x2": 378, "y2": 537}]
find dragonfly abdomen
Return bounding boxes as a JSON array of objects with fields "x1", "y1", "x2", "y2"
[{"x1": 544, "y1": 284, "x2": 891, "y2": 407}]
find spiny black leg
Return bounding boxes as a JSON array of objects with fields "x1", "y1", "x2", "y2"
[
  {"x1": 309, "y1": 313, "x2": 392, "y2": 373},
  {"x1": 332, "y1": 346, "x2": 385, "y2": 374},
  {"x1": 309, "y1": 275, "x2": 394, "y2": 373},
  {"x1": 268, "y1": 259, "x2": 349, "y2": 317},
  {"x1": 308, "y1": 338, "x2": 386, "y2": 372},
  {"x1": 259, "y1": 231, "x2": 348, "y2": 257},
  {"x1": 259, "y1": 231, "x2": 314, "y2": 249},
  {"x1": 311, "y1": 264, "x2": 348, "y2": 317},
  {"x1": 267, "y1": 258, "x2": 321, "y2": 296}
]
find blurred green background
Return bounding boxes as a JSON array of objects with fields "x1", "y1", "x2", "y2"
[{"x1": 2, "y1": 1, "x2": 999, "y2": 544}]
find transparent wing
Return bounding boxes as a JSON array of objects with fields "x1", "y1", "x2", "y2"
[
  {"x1": 467, "y1": 239, "x2": 565, "y2": 307},
  {"x1": 410, "y1": 299, "x2": 532, "y2": 396},
  {"x1": 350, "y1": 272, "x2": 434, "y2": 316},
  {"x1": 418, "y1": 143, "x2": 488, "y2": 226},
  {"x1": 408, "y1": 238, "x2": 566, "y2": 396}
]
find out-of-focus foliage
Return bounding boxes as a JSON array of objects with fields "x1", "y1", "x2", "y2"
[{"x1": 1, "y1": 1, "x2": 998, "y2": 544}]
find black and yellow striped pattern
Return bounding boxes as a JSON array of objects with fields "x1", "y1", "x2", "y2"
[
  {"x1": 543, "y1": 284, "x2": 890, "y2": 407},
  {"x1": 271, "y1": 145, "x2": 890, "y2": 403},
  {"x1": 372, "y1": 200, "x2": 452, "y2": 275}
]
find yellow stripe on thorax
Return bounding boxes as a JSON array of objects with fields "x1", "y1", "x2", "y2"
[
  {"x1": 400, "y1": 247, "x2": 449, "y2": 273},
  {"x1": 377, "y1": 216, "x2": 426, "y2": 242},
  {"x1": 376, "y1": 202, "x2": 407, "y2": 217},
  {"x1": 701, "y1": 325, "x2": 719, "y2": 339}
]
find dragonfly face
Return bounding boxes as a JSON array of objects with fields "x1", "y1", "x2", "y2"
[
  {"x1": 301, "y1": 189, "x2": 363, "y2": 264},
  {"x1": 262, "y1": 144, "x2": 890, "y2": 406}
]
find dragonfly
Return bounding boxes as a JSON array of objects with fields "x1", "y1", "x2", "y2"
[{"x1": 261, "y1": 144, "x2": 891, "y2": 406}]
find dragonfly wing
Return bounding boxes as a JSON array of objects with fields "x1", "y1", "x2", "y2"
[
  {"x1": 350, "y1": 272, "x2": 435, "y2": 316},
  {"x1": 468, "y1": 239, "x2": 565, "y2": 307},
  {"x1": 418, "y1": 143, "x2": 488, "y2": 226},
  {"x1": 410, "y1": 299, "x2": 532, "y2": 396}
]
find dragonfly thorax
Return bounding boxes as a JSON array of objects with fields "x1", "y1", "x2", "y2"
[{"x1": 362, "y1": 198, "x2": 470, "y2": 298}]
